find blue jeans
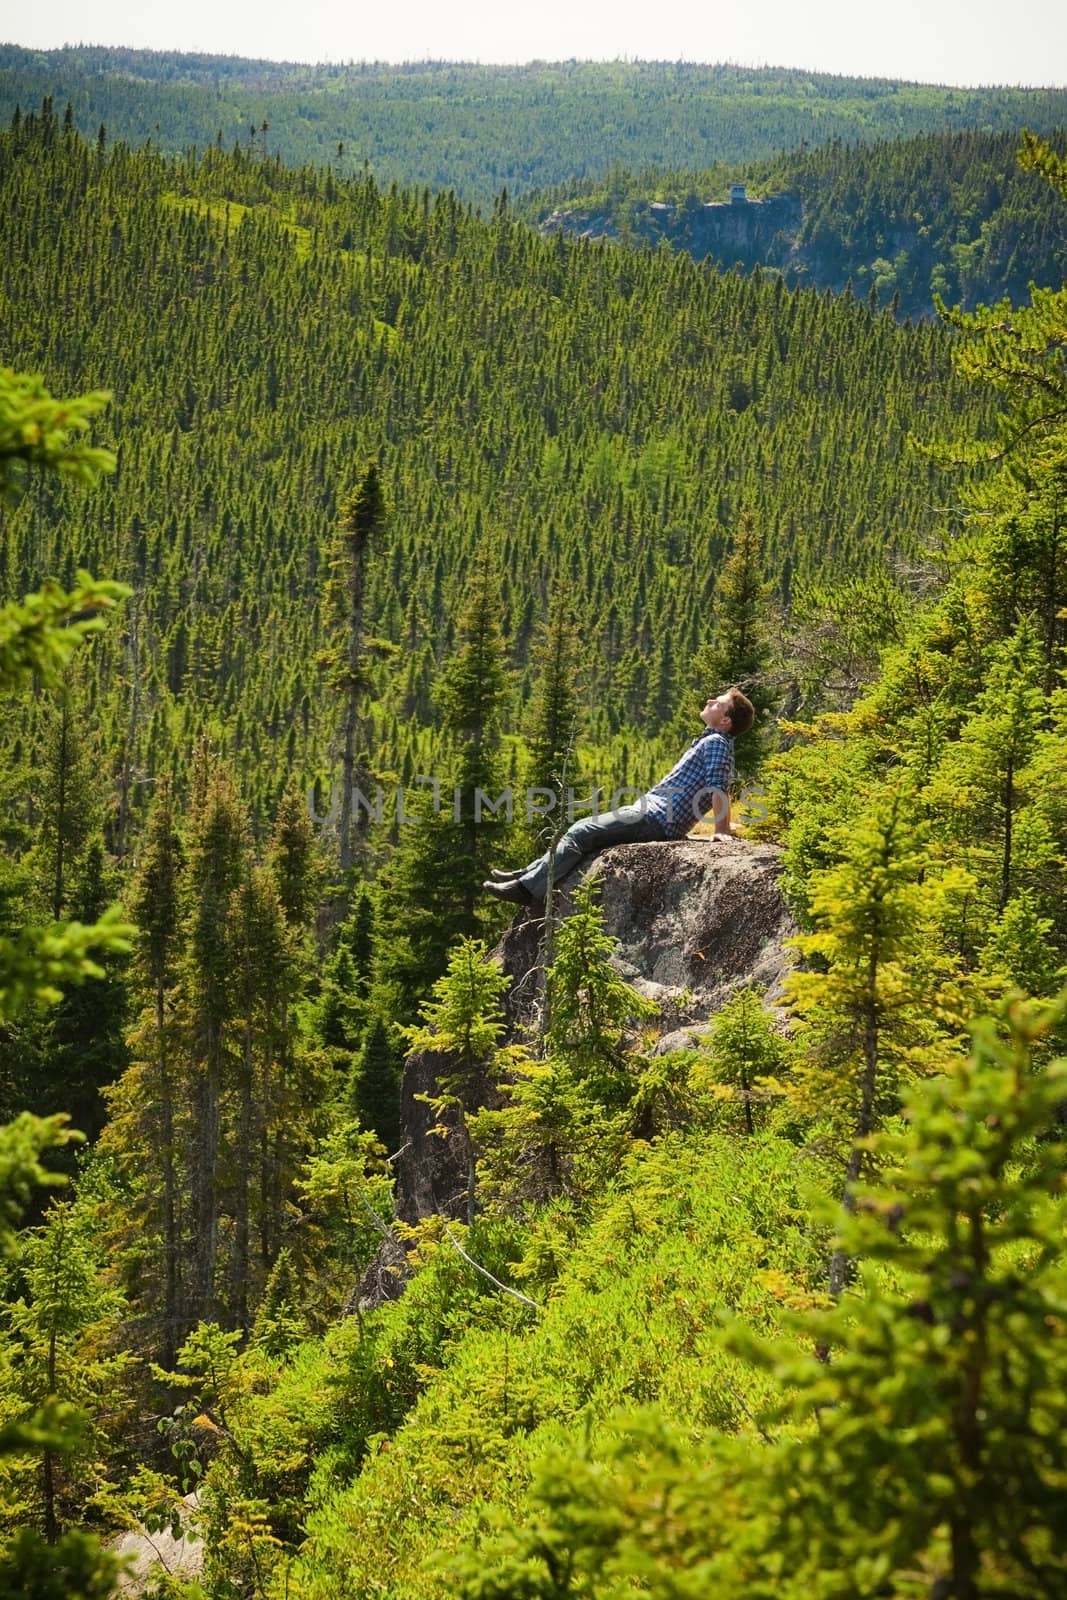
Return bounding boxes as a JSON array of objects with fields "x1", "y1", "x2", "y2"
[{"x1": 518, "y1": 802, "x2": 670, "y2": 900}]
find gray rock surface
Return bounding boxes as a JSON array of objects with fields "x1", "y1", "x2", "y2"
[
  {"x1": 494, "y1": 835, "x2": 794, "y2": 1040},
  {"x1": 111, "y1": 1492, "x2": 203, "y2": 1594}
]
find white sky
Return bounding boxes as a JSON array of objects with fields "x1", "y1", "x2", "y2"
[{"x1": 3, "y1": 0, "x2": 1066, "y2": 87}]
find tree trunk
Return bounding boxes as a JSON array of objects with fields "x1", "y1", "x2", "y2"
[
  {"x1": 338, "y1": 532, "x2": 368, "y2": 874},
  {"x1": 829, "y1": 972, "x2": 880, "y2": 1300},
  {"x1": 232, "y1": 1016, "x2": 254, "y2": 1334},
  {"x1": 157, "y1": 981, "x2": 181, "y2": 1365},
  {"x1": 190, "y1": 1019, "x2": 222, "y2": 1324},
  {"x1": 52, "y1": 703, "x2": 69, "y2": 919},
  {"x1": 43, "y1": 1325, "x2": 58, "y2": 1542},
  {"x1": 999, "y1": 757, "x2": 1014, "y2": 913}
]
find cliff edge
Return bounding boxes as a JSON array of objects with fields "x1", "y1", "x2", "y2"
[{"x1": 382, "y1": 838, "x2": 795, "y2": 1247}]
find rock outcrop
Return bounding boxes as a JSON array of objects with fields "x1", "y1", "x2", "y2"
[
  {"x1": 384, "y1": 837, "x2": 794, "y2": 1238},
  {"x1": 494, "y1": 836, "x2": 793, "y2": 1051}
]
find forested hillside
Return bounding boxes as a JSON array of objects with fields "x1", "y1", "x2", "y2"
[
  {"x1": 0, "y1": 103, "x2": 987, "y2": 825},
  {"x1": 3, "y1": 47, "x2": 1067, "y2": 204},
  {"x1": 532, "y1": 126, "x2": 1067, "y2": 317},
  {"x1": 0, "y1": 97, "x2": 1066, "y2": 1600}
]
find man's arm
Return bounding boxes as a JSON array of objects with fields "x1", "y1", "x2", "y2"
[{"x1": 705, "y1": 735, "x2": 735, "y2": 836}]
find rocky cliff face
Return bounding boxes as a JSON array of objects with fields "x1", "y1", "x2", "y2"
[
  {"x1": 386, "y1": 838, "x2": 795, "y2": 1234},
  {"x1": 540, "y1": 193, "x2": 803, "y2": 272}
]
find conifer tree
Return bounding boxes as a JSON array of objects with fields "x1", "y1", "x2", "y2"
[
  {"x1": 249, "y1": 1247, "x2": 307, "y2": 1358},
  {"x1": 319, "y1": 462, "x2": 385, "y2": 874},
  {"x1": 786, "y1": 790, "x2": 965, "y2": 1296},
  {"x1": 125, "y1": 777, "x2": 184, "y2": 1361},
  {"x1": 435, "y1": 544, "x2": 512, "y2": 920},
  {"x1": 0, "y1": 372, "x2": 127, "y2": 1595},
  {"x1": 404, "y1": 940, "x2": 526, "y2": 1226},
  {"x1": 268, "y1": 779, "x2": 317, "y2": 930},
  {"x1": 35, "y1": 696, "x2": 99, "y2": 922},
  {"x1": 687, "y1": 509, "x2": 777, "y2": 774},
  {"x1": 347, "y1": 1014, "x2": 402, "y2": 1153},
  {"x1": 2, "y1": 1200, "x2": 129, "y2": 1544},
  {"x1": 183, "y1": 759, "x2": 245, "y2": 1326},
  {"x1": 455, "y1": 1004, "x2": 1067, "y2": 1600},
  {"x1": 263, "y1": 783, "x2": 318, "y2": 1267},
  {"x1": 373, "y1": 550, "x2": 512, "y2": 1022},
  {"x1": 925, "y1": 621, "x2": 1046, "y2": 919},
  {"x1": 36, "y1": 843, "x2": 129, "y2": 1143},
  {"x1": 523, "y1": 594, "x2": 583, "y2": 855},
  {"x1": 230, "y1": 863, "x2": 287, "y2": 1332},
  {"x1": 544, "y1": 879, "x2": 657, "y2": 1114},
  {"x1": 696, "y1": 985, "x2": 788, "y2": 1136}
]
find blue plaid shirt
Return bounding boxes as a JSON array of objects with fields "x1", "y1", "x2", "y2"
[{"x1": 644, "y1": 729, "x2": 735, "y2": 838}]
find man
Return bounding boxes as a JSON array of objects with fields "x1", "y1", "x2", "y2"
[{"x1": 483, "y1": 686, "x2": 755, "y2": 907}]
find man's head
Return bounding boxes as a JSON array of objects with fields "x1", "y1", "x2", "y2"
[{"x1": 700, "y1": 686, "x2": 755, "y2": 738}]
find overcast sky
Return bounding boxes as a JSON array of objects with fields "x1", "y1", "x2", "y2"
[{"x1": 5, "y1": 0, "x2": 1066, "y2": 87}]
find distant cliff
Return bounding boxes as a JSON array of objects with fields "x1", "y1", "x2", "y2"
[
  {"x1": 536, "y1": 126, "x2": 1067, "y2": 318},
  {"x1": 541, "y1": 190, "x2": 805, "y2": 277}
]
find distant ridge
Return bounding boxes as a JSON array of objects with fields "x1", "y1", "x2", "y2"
[{"x1": 3, "y1": 46, "x2": 1067, "y2": 203}]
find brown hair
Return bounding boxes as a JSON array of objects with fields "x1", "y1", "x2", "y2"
[{"x1": 723, "y1": 686, "x2": 755, "y2": 737}]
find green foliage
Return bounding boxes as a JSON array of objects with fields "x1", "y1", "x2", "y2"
[
  {"x1": 0, "y1": 1198, "x2": 131, "y2": 1543},
  {"x1": 0, "y1": 1117, "x2": 76, "y2": 1262},
  {"x1": 924, "y1": 620, "x2": 1047, "y2": 917},
  {"x1": 405, "y1": 939, "x2": 528, "y2": 1224},
  {"x1": 787, "y1": 793, "x2": 966, "y2": 1111},
  {"x1": 373, "y1": 554, "x2": 513, "y2": 1018},
  {"x1": 280, "y1": 1132, "x2": 827, "y2": 1600},
  {"x1": 544, "y1": 881, "x2": 658, "y2": 1113},
  {"x1": 687, "y1": 510, "x2": 778, "y2": 774},
  {"x1": 0, "y1": 117, "x2": 995, "y2": 837},
  {"x1": 691, "y1": 986, "x2": 790, "y2": 1136},
  {"x1": 522, "y1": 595, "x2": 583, "y2": 855},
  {"x1": 535, "y1": 126, "x2": 1067, "y2": 319},
  {"x1": 0, "y1": 366, "x2": 114, "y2": 499},
  {"x1": 346, "y1": 1016, "x2": 402, "y2": 1154},
  {"x1": 473, "y1": 884, "x2": 665, "y2": 1213},
  {"x1": 1, "y1": 81, "x2": 1066, "y2": 1600},
  {"x1": 0, "y1": 1527, "x2": 123, "y2": 1600},
  {"x1": 441, "y1": 1004, "x2": 1067, "y2": 1600},
  {"x1": 4, "y1": 52, "x2": 1067, "y2": 208},
  {"x1": 320, "y1": 460, "x2": 386, "y2": 875},
  {"x1": 0, "y1": 574, "x2": 127, "y2": 700}
]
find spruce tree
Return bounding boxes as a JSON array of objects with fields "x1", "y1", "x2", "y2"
[
  {"x1": 523, "y1": 593, "x2": 583, "y2": 856},
  {"x1": 125, "y1": 777, "x2": 184, "y2": 1361},
  {"x1": 35, "y1": 695, "x2": 99, "y2": 922},
  {"x1": 404, "y1": 939, "x2": 525, "y2": 1225},
  {"x1": 786, "y1": 790, "x2": 965, "y2": 1296},
  {"x1": 230, "y1": 863, "x2": 287, "y2": 1332},
  {"x1": 435, "y1": 544, "x2": 512, "y2": 921},
  {"x1": 263, "y1": 783, "x2": 318, "y2": 1267},
  {"x1": 925, "y1": 622, "x2": 1046, "y2": 919},
  {"x1": 268, "y1": 779, "x2": 317, "y2": 929},
  {"x1": 373, "y1": 550, "x2": 512, "y2": 1022},
  {"x1": 2, "y1": 1200, "x2": 128, "y2": 1544},
  {"x1": 347, "y1": 1014, "x2": 402, "y2": 1153},
  {"x1": 36, "y1": 843, "x2": 129, "y2": 1143},
  {"x1": 182, "y1": 758, "x2": 245, "y2": 1327},
  {"x1": 687, "y1": 509, "x2": 777, "y2": 775},
  {"x1": 319, "y1": 462, "x2": 385, "y2": 875}
]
